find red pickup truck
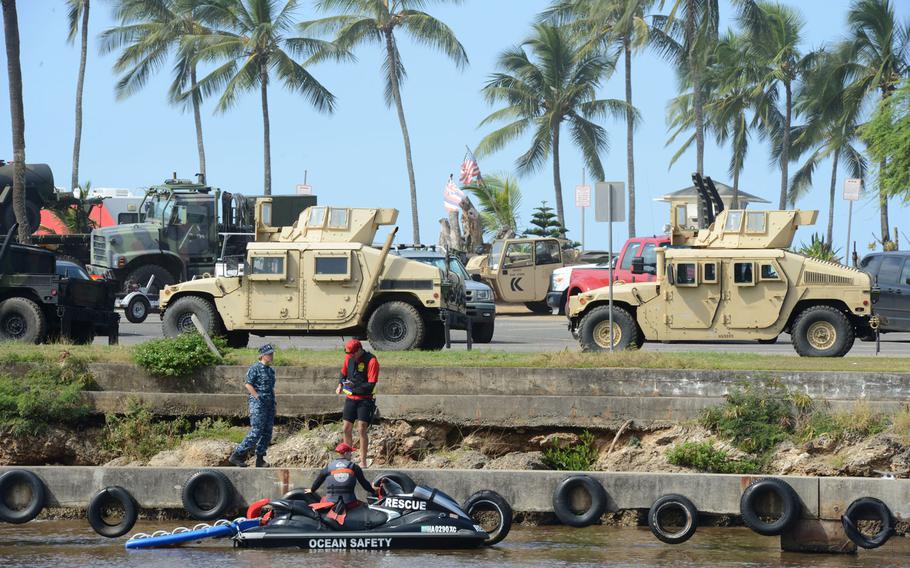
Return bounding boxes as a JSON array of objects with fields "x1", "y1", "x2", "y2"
[{"x1": 546, "y1": 236, "x2": 670, "y2": 313}]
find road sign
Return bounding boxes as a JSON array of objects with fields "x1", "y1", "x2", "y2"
[
  {"x1": 296, "y1": 184, "x2": 313, "y2": 195},
  {"x1": 843, "y1": 178, "x2": 862, "y2": 201},
  {"x1": 595, "y1": 182, "x2": 625, "y2": 222},
  {"x1": 575, "y1": 185, "x2": 591, "y2": 208}
]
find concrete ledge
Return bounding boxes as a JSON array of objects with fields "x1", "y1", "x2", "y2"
[{"x1": 4, "y1": 467, "x2": 907, "y2": 521}]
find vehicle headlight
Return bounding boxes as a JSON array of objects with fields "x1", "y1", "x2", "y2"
[
  {"x1": 551, "y1": 273, "x2": 569, "y2": 291},
  {"x1": 473, "y1": 289, "x2": 493, "y2": 301}
]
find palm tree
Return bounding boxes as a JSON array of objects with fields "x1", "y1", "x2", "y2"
[
  {"x1": 67, "y1": 0, "x2": 89, "y2": 193},
  {"x1": 464, "y1": 174, "x2": 521, "y2": 239},
  {"x1": 542, "y1": 0, "x2": 654, "y2": 238},
  {"x1": 843, "y1": 0, "x2": 909, "y2": 244},
  {"x1": 476, "y1": 23, "x2": 630, "y2": 234},
  {"x1": 193, "y1": 0, "x2": 342, "y2": 195},
  {"x1": 301, "y1": 0, "x2": 468, "y2": 245},
  {"x1": 790, "y1": 46, "x2": 867, "y2": 247},
  {"x1": 1, "y1": 0, "x2": 30, "y2": 245},
  {"x1": 738, "y1": 1, "x2": 816, "y2": 211}
]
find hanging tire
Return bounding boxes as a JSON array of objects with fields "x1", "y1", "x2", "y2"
[
  {"x1": 87, "y1": 486, "x2": 137, "y2": 538},
  {"x1": 0, "y1": 469, "x2": 46, "y2": 523},
  {"x1": 162, "y1": 295, "x2": 221, "y2": 338},
  {"x1": 552, "y1": 475, "x2": 607, "y2": 527},
  {"x1": 123, "y1": 264, "x2": 175, "y2": 296},
  {"x1": 371, "y1": 471, "x2": 416, "y2": 493},
  {"x1": 472, "y1": 320, "x2": 495, "y2": 343},
  {"x1": 463, "y1": 490, "x2": 513, "y2": 546},
  {"x1": 181, "y1": 470, "x2": 234, "y2": 520},
  {"x1": 791, "y1": 305, "x2": 855, "y2": 357},
  {"x1": 366, "y1": 301, "x2": 425, "y2": 351},
  {"x1": 0, "y1": 297, "x2": 47, "y2": 344},
  {"x1": 124, "y1": 295, "x2": 151, "y2": 324},
  {"x1": 841, "y1": 497, "x2": 895, "y2": 549},
  {"x1": 739, "y1": 478, "x2": 801, "y2": 536},
  {"x1": 648, "y1": 494, "x2": 699, "y2": 544},
  {"x1": 577, "y1": 305, "x2": 640, "y2": 352}
]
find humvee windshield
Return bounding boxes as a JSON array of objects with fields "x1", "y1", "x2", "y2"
[{"x1": 490, "y1": 240, "x2": 504, "y2": 270}]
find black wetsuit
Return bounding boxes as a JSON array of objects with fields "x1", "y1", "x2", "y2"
[{"x1": 310, "y1": 458, "x2": 376, "y2": 504}]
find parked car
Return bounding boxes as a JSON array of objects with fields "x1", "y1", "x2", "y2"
[{"x1": 860, "y1": 251, "x2": 910, "y2": 333}]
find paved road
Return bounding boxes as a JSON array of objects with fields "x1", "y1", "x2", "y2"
[{"x1": 104, "y1": 310, "x2": 910, "y2": 356}]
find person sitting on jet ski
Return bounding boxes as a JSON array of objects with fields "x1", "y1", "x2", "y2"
[{"x1": 306, "y1": 442, "x2": 377, "y2": 524}]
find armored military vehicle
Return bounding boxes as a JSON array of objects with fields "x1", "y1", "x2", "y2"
[
  {"x1": 566, "y1": 175, "x2": 876, "y2": 357},
  {"x1": 158, "y1": 201, "x2": 467, "y2": 350},
  {"x1": 466, "y1": 236, "x2": 566, "y2": 313},
  {"x1": 87, "y1": 175, "x2": 316, "y2": 294}
]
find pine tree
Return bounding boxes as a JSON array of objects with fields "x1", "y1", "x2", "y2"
[{"x1": 525, "y1": 201, "x2": 566, "y2": 239}]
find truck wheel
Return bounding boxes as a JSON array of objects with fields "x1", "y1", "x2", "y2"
[
  {"x1": 367, "y1": 301, "x2": 425, "y2": 351},
  {"x1": 577, "y1": 305, "x2": 640, "y2": 352},
  {"x1": 162, "y1": 296, "x2": 221, "y2": 338},
  {"x1": 124, "y1": 264, "x2": 175, "y2": 295},
  {"x1": 2, "y1": 198, "x2": 41, "y2": 235},
  {"x1": 124, "y1": 295, "x2": 150, "y2": 324},
  {"x1": 473, "y1": 320, "x2": 495, "y2": 343},
  {"x1": 791, "y1": 305, "x2": 854, "y2": 357},
  {"x1": 0, "y1": 297, "x2": 47, "y2": 343},
  {"x1": 524, "y1": 301, "x2": 552, "y2": 314},
  {"x1": 224, "y1": 330, "x2": 249, "y2": 349}
]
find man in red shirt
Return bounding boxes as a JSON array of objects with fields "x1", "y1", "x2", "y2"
[{"x1": 336, "y1": 339, "x2": 379, "y2": 468}]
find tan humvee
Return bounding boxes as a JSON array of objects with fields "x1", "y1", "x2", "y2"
[
  {"x1": 566, "y1": 201, "x2": 876, "y2": 357},
  {"x1": 158, "y1": 201, "x2": 466, "y2": 351},
  {"x1": 466, "y1": 237, "x2": 566, "y2": 313}
]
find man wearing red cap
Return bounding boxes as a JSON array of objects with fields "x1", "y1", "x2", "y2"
[
  {"x1": 306, "y1": 442, "x2": 377, "y2": 524},
  {"x1": 336, "y1": 339, "x2": 379, "y2": 468}
]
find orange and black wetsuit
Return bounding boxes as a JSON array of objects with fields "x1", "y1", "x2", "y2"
[{"x1": 310, "y1": 458, "x2": 376, "y2": 505}]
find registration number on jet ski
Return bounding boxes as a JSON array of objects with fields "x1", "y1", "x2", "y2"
[{"x1": 308, "y1": 537, "x2": 393, "y2": 549}]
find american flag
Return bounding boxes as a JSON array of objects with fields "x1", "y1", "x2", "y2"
[
  {"x1": 459, "y1": 158, "x2": 481, "y2": 186},
  {"x1": 444, "y1": 178, "x2": 465, "y2": 212}
]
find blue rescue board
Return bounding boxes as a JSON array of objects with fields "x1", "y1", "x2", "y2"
[{"x1": 126, "y1": 519, "x2": 260, "y2": 549}]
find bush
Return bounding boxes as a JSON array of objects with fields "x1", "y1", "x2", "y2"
[
  {"x1": 134, "y1": 333, "x2": 227, "y2": 377},
  {"x1": 543, "y1": 430, "x2": 598, "y2": 471},
  {"x1": 183, "y1": 417, "x2": 247, "y2": 444},
  {"x1": 701, "y1": 380, "x2": 796, "y2": 454},
  {"x1": 667, "y1": 441, "x2": 760, "y2": 474},
  {"x1": 101, "y1": 399, "x2": 191, "y2": 461},
  {"x1": 0, "y1": 359, "x2": 93, "y2": 434},
  {"x1": 796, "y1": 402, "x2": 889, "y2": 443}
]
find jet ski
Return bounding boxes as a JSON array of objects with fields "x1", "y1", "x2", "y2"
[{"x1": 234, "y1": 476, "x2": 512, "y2": 550}]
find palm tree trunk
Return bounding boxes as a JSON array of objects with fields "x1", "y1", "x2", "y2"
[
  {"x1": 624, "y1": 37, "x2": 636, "y2": 238},
  {"x1": 879, "y1": 85, "x2": 893, "y2": 244},
  {"x1": 686, "y1": 0, "x2": 705, "y2": 228},
  {"x1": 260, "y1": 61, "x2": 271, "y2": 196},
  {"x1": 2, "y1": 0, "x2": 29, "y2": 245},
  {"x1": 552, "y1": 124, "x2": 566, "y2": 236},
  {"x1": 71, "y1": 0, "x2": 88, "y2": 192},
  {"x1": 191, "y1": 64, "x2": 206, "y2": 178},
  {"x1": 779, "y1": 80, "x2": 791, "y2": 210},
  {"x1": 732, "y1": 167, "x2": 740, "y2": 210},
  {"x1": 827, "y1": 148, "x2": 840, "y2": 248},
  {"x1": 385, "y1": 31, "x2": 420, "y2": 244}
]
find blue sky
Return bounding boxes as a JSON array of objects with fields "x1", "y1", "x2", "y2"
[{"x1": 1, "y1": 0, "x2": 909, "y2": 254}]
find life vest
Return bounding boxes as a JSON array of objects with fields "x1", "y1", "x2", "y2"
[
  {"x1": 344, "y1": 352, "x2": 375, "y2": 397},
  {"x1": 324, "y1": 458, "x2": 358, "y2": 502}
]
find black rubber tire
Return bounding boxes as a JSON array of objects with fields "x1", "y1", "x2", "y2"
[
  {"x1": 282, "y1": 488, "x2": 319, "y2": 505},
  {"x1": 124, "y1": 295, "x2": 150, "y2": 324},
  {"x1": 472, "y1": 320, "x2": 495, "y2": 343},
  {"x1": 463, "y1": 490, "x2": 513, "y2": 546},
  {"x1": 2, "y1": 198, "x2": 41, "y2": 235},
  {"x1": 552, "y1": 475, "x2": 607, "y2": 527},
  {"x1": 420, "y1": 322, "x2": 446, "y2": 350},
  {"x1": 0, "y1": 297, "x2": 47, "y2": 344},
  {"x1": 648, "y1": 494, "x2": 699, "y2": 544},
  {"x1": 162, "y1": 295, "x2": 221, "y2": 338},
  {"x1": 366, "y1": 301, "x2": 425, "y2": 351},
  {"x1": 224, "y1": 330, "x2": 249, "y2": 349},
  {"x1": 841, "y1": 497, "x2": 895, "y2": 549},
  {"x1": 791, "y1": 305, "x2": 855, "y2": 357},
  {"x1": 371, "y1": 471, "x2": 416, "y2": 493},
  {"x1": 0, "y1": 469, "x2": 46, "y2": 523},
  {"x1": 124, "y1": 264, "x2": 175, "y2": 296},
  {"x1": 577, "y1": 305, "x2": 640, "y2": 352},
  {"x1": 87, "y1": 486, "x2": 138, "y2": 538},
  {"x1": 181, "y1": 470, "x2": 234, "y2": 520},
  {"x1": 739, "y1": 478, "x2": 801, "y2": 536},
  {"x1": 524, "y1": 301, "x2": 552, "y2": 314}
]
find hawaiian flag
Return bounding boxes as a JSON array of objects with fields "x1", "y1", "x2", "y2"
[
  {"x1": 444, "y1": 177, "x2": 466, "y2": 212},
  {"x1": 459, "y1": 157, "x2": 481, "y2": 186}
]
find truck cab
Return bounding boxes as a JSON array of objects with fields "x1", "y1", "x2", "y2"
[{"x1": 467, "y1": 237, "x2": 565, "y2": 313}]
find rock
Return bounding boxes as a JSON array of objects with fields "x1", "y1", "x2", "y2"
[
  {"x1": 420, "y1": 448, "x2": 487, "y2": 470},
  {"x1": 147, "y1": 440, "x2": 234, "y2": 467},
  {"x1": 460, "y1": 431, "x2": 524, "y2": 457},
  {"x1": 0, "y1": 426, "x2": 104, "y2": 466},
  {"x1": 402, "y1": 436, "x2": 430, "y2": 457},
  {"x1": 769, "y1": 442, "x2": 810, "y2": 475},
  {"x1": 268, "y1": 425, "x2": 341, "y2": 468},
  {"x1": 804, "y1": 433, "x2": 837, "y2": 454},
  {"x1": 485, "y1": 451, "x2": 549, "y2": 470},
  {"x1": 839, "y1": 434, "x2": 903, "y2": 476},
  {"x1": 102, "y1": 456, "x2": 143, "y2": 467},
  {"x1": 649, "y1": 428, "x2": 681, "y2": 447},
  {"x1": 529, "y1": 433, "x2": 579, "y2": 450},
  {"x1": 414, "y1": 424, "x2": 450, "y2": 449}
]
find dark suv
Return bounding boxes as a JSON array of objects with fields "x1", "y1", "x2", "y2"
[{"x1": 860, "y1": 251, "x2": 910, "y2": 332}]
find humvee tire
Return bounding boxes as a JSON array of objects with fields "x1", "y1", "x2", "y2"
[
  {"x1": 473, "y1": 321, "x2": 495, "y2": 343},
  {"x1": 225, "y1": 330, "x2": 249, "y2": 349},
  {"x1": 524, "y1": 301, "x2": 552, "y2": 315},
  {"x1": 163, "y1": 295, "x2": 220, "y2": 338},
  {"x1": 0, "y1": 297, "x2": 47, "y2": 343},
  {"x1": 125, "y1": 264, "x2": 175, "y2": 295},
  {"x1": 578, "y1": 305, "x2": 640, "y2": 352},
  {"x1": 791, "y1": 305, "x2": 855, "y2": 357},
  {"x1": 367, "y1": 301, "x2": 425, "y2": 351}
]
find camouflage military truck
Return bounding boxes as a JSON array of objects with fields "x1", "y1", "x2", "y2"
[
  {"x1": 158, "y1": 201, "x2": 467, "y2": 350},
  {"x1": 0, "y1": 162, "x2": 59, "y2": 235},
  {"x1": 465, "y1": 236, "x2": 566, "y2": 313},
  {"x1": 87, "y1": 175, "x2": 316, "y2": 294},
  {"x1": 566, "y1": 175, "x2": 877, "y2": 357}
]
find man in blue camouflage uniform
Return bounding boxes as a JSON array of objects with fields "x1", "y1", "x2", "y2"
[{"x1": 229, "y1": 344, "x2": 276, "y2": 467}]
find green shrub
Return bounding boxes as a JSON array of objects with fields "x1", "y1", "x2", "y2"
[
  {"x1": 183, "y1": 417, "x2": 247, "y2": 444},
  {"x1": 701, "y1": 380, "x2": 795, "y2": 454},
  {"x1": 101, "y1": 399, "x2": 191, "y2": 461},
  {"x1": 796, "y1": 402, "x2": 890, "y2": 443},
  {"x1": 543, "y1": 430, "x2": 598, "y2": 471},
  {"x1": 0, "y1": 360, "x2": 93, "y2": 434},
  {"x1": 667, "y1": 441, "x2": 761, "y2": 474},
  {"x1": 133, "y1": 333, "x2": 227, "y2": 377}
]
